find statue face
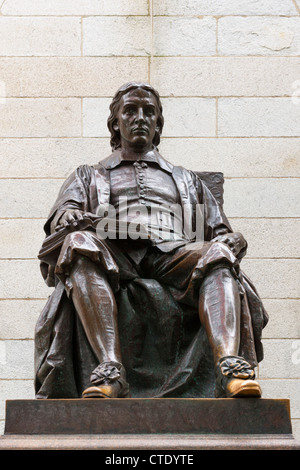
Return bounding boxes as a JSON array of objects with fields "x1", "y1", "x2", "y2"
[{"x1": 114, "y1": 87, "x2": 159, "y2": 151}]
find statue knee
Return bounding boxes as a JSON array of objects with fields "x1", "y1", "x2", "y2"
[
  {"x1": 207, "y1": 262, "x2": 233, "y2": 279},
  {"x1": 71, "y1": 253, "x2": 91, "y2": 269},
  {"x1": 70, "y1": 254, "x2": 100, "y2": 277},
  {"x1": 64, "y1": 230, "x2": 91, "y2": 246},
  {"x1": 69, "y1": 254, "x2": 110, "y2": 291},
  {"x1": 210, "y1": 241, "x2": 235, "y2": 259}
]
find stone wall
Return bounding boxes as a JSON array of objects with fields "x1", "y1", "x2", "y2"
[{"x1": 0, "y1": 0, "x2": 299, "y2": 438}]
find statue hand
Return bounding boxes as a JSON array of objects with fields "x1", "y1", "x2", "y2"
[
  {"x1": 55, "y1": 209, "x2": 84, "y2": 231},
  {"x1": 212, "y1": 232, "x2": 247, "y2": 257}
]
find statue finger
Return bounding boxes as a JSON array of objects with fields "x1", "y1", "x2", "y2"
[
  {"x1": 74, "y1": 210, "x2": 83, "y2": 220},
  {"x1": 62, "y1": 212, "x2": 75, "y2": 226}
]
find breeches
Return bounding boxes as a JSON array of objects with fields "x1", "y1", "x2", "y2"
[{"x1": 55, "y1": 231, "x2": 240, "y2": 308}]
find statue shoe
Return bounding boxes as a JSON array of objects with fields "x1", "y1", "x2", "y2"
[
  {"x1": 82, "y1": 361, "x2": 130, "y2": 399},
  {"x1": 215, "y1": 355, "x2": 262, "y2": 399},
  {"x1": 82, "y1": 381, "x2": 122, "y2": 399}
]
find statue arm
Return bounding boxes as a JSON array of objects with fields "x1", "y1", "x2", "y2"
[
  {"x1": 45, "y1": 165, "x2": 93, "y2": 235},
  {"x1": 38, "y1": 165, "x2": 95, "y2": 286},
  {"x1": 211, "y1": 232, "x2": 247, "y2": 260},
  {"x1": 194, "y1": 173, "x2": 247, "y2": 259}
]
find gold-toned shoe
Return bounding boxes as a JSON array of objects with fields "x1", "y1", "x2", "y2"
[
  {"x1": 82, "y1": 361, "x2": 130, "y2": 399},
  {"x1": 223, "y1": 377, "x2": 262, "y2": 398},
  {"x1": 215, "y1": 355, "x2": 262, "y2": 399},
  {"x1": 82, "y1": 381, "x2": 121, "y2": 399}
]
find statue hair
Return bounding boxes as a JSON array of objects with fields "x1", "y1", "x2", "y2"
[{"x1": 107, "y1": 82, "x2": 164, "y2": 150}]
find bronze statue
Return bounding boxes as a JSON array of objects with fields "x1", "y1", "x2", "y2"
[{"x1": 35, "y1": 82, "x2": 268, "y2": 400}]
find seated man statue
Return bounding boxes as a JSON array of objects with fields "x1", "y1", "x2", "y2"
[{"x1": 35, "y1": 82, "x2": 268, "y2": 400}]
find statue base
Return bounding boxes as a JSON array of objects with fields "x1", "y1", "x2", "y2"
[{"x1": 1, "y1": 398, "x2": 299, "y2": 450}]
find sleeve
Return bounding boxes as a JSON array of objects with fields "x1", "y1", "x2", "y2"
[
  {"x1": 44, "y1": 165, "x2": 92, "y2": 236},
  {"x1": 38, "y1": 165, "x2": 93, "y2": 286},
  {"x1": 194, "y1": 173, "x2": 233, "y2": 240},
  {"x1": 194, "y1": 173, "x2": 248, "y2": 259}
]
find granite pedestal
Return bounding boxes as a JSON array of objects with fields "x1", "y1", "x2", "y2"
[{"x1": 0, "y1": 398, "x2": 299, "y2": 450}]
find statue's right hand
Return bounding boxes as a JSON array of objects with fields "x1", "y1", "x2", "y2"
[{"x1": 55, "y1": 209, "x2": 84, "y2": 231}]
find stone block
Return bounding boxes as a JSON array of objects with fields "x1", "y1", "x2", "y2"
[
  {"x1": 83, "y1": 17, "x2": 151, "y2": 56},
  {"x1": 223, "y1": 178, "x2": 300, "y2": 217},
  {"x1": 2, "y1": 0, "x2": 148, "y2": 15},
  {"x1": 150, "y1": 57, "x2": 300, "y2": 97},
  {"x1": 0, "y1": 138, "x2": 111, "y2": 178},
  {"x1": 2, "y1": 137, "x2": 299, "y2": 178},
  {"x1": 218, "y1": 98, "x2": 300, "y2": 137},
  {"x1": 0, "y1": 340, "x2": 34, "y2": 380},
  {"x1": 0, "y1": 219, "x2": 45, "y2": 258},
  {"x1": 0, "y1": 179, "x2": 62, "y2": 218},
  {"x1": 229, "y1": 218, "x2": 300, "y2": 258},
  {"x1": 153, "y1": 16, "x2": 216, "y2": 56},
  {"x1": 259, "y1": 340, "x2": 300, "y2": 379},
  {"x1": 0, "y1": 300, "x2": 44, "y2": 340},
  {"x1": 292, "y1": 419, "x2": 300, "y2": 441},
  {"x1": 0, "y1": 98, "x2": 81, "y2": 138},
  {"x1": 153, "y1": 0, "x2": 297, "y2": 16},
  {"x1": 0, "y1": 380, "x2": 35, "y2": 402},
  {"x1": 83, "y1": 98, "x2": 112, "y2": 137},
  {"x1": 218, "y1": 17, "x2": 300, "y2": 56},
  {"x1": 158, "y1": 137, "x2": 300, "y2": 177},
  {"x1": 162, "y1": 98, "x2": 216, "y2": 136},
  {"x1": 0, "y1": 57, "x2": 149, "y2": 97},
  {"x1": 262, "y1": 300, "x2": 300, "y2": 339},
  {"x1": 0, "y1": 260, "x2": 53, "y2": 299},
  {"x1": 0, "y1": 17, "x2": 81, "y2": 56},
  {"x1": 241, "y1": 259, "x2": 300, "y2": 299}
]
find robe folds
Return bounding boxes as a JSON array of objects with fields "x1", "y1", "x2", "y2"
[{"x1": 34, "y1": 150, "x2": 268, "y2": 399}]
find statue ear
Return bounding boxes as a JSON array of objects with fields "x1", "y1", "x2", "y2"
[{"x1": 113, "y1": 121, "x2": 119, "y2": 131}]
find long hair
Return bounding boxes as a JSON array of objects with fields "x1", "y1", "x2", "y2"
[{"x1": 107, "y1": 82, "x2": 164, "y2": 150}]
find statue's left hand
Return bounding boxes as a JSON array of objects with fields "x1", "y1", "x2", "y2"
[{"x1": 212, "y1": 232, "x2": 247, "y2": 257}]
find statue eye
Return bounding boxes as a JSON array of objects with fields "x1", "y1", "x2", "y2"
[
  {"x1": 125, "y1": 107, "x2": 136, "y2": 115},
  {"x1": 145, "y1": 107, "x2": 155, "y2": 116}
]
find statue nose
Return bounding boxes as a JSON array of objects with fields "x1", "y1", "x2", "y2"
[{"x1": 136, "y1": 108, "x2": 145, "y2": 122}]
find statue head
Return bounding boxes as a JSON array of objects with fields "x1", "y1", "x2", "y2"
[{"x1": 107, "y1": 82, "x2": 164, "y2": 151}]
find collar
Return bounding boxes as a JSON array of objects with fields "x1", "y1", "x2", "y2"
[{"x1": 99, "y1": 148, "x2": 174, "y2": 174}]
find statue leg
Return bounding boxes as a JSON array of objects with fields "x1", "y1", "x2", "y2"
[
  {"x1": 199, "y1": 264, "x2": 240, "y2": 363},
  {"x1": 199, "y1": 264, "x2": 261, "y2": 398},
  {"x1": 68, "y1": 255, "x2": 129, "y2": 399}
]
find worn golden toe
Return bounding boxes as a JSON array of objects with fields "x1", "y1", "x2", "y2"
[
  {"x1": 225, "y1": 378, "x2": 262, "y2": 398},
  {"x1": 82, "y1": 381, "x2": 121, "y2": 399}
]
